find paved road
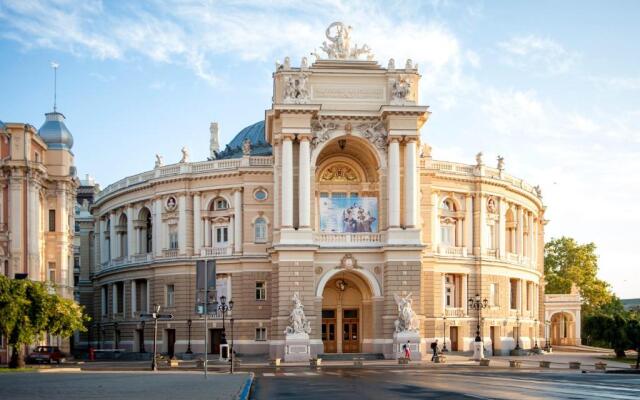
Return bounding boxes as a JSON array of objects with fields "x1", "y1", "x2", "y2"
[
  {"x1": 0, "y1": 371, "x2": 250, "y2": 400},
  {"x1": 250, "y1": 367, "x2": 640, "y2": 399}
]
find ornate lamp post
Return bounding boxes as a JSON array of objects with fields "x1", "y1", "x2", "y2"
[
  {"x1": 217, "y1": 296, "x2": 234, "y2": 345},
  {"x1": 186, "y1": 319, "x2": 193, "y2": 354},
  {"x1": 514, "y1": 313, "x2": 521, "y2": 350},
  {"x1": 544, "y1": 319, "x2": 551, "y2": 352},
  {"x1": 467, "y1": 293, "x2": 488, "y2": 342},
  {"x1": 442, "y1": 315, "x2": 448, "y2": 352},
  {"x1": 151, "y1": 304, "x2": 161, "y2": 371}
]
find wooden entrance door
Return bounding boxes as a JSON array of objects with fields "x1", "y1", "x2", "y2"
[
  {"x1": 342, "y1": 309, "x2": 360, "y2": 353},
  {"x1": 321, "y1": 309, "x2": 337, "y2": 353},
  {"x1": 209, "y1": 329, "x2": 223, "y2": 354},
  {"x1": 450, "y1": 327, "x2": 459, "y2": 351},
  {"x1": 166, "y1": 329, "x2": 176, "y2": 357},
  {"x1": 490, "y1": 326, "x2": 497, "y2": 355}
]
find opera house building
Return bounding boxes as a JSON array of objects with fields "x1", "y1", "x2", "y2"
[{"x1": 85, "y1": 24, "x2": 547, "y2": 360}]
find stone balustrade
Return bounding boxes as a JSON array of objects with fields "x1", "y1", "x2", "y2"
[
  {"x1": 200, "y1": 246, "x2": 233, "y2": 257},
  {"x1": 313, "y1": 232, "x2": 382, "y2": 247},
  {"x1": 444, "y1": 307, "x2": 466, "y2": 317},
  {"x1": 95, "y1": 156, "x2": 273, "y2": 203}
]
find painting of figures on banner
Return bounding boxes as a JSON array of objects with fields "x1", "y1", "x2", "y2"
[{"x1": 320, "y1": 197, "x2": 378, "y2": 233}]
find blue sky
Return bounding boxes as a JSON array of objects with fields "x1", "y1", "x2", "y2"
[{"x1": 1, "y1": 0, "x2": 639, "y2": 298}]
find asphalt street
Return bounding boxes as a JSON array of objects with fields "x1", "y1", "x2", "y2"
[{"x1": 250, "y1": 367, "x2": 640, "y2": 399}]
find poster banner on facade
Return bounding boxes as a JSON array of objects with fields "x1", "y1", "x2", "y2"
[{"x1": 319, "y1": 197, "x2": 378, "y2": 233}]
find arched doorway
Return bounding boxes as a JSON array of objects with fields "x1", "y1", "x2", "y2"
[
  {"x1": 550, "y1": 312, "x2": 576, "y2": 345},
  {"x1": 320, "y1": 270, "x2": 375, "y2": 354}
]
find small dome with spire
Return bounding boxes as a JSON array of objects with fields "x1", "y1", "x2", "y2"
[{"x1": 38, "y1": 111, "x2": 74, "y2": 150}]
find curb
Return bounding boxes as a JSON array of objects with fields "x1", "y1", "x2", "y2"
[{"x1": 236, "y1": 372, "x2": 254, "y2": 400}]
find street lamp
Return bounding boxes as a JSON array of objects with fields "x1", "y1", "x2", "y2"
[
  {"x1": 533, "y1": 319, "x2": 540, "y2": 350},
  {"x1": 442, "y1": 315, "x2": 448, "y2": 352},
  {"x1": 468, "y1": 293, "x2": 488, "y2": 342},
  {"x1": 186, "y1": 319, "x2": 193, "y2": 354},
  {"x1": 151, "y1": 304, "x2": 161, "y2": 372},
  {"x1": 544, "y1": 319, "x2": 552, "y2": 352},
  {"x1": 217, "y1": 296, "x2": 234, "y2": 345},
  {"x1": 514, "y1": 313, "x2": 521, "y2": 351}
]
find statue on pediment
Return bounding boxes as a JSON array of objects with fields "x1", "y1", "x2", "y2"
[
  {"x1": 283, "y1": 74, "x2": 310, "y2": 104},
  {"x1": 390, "y1": 76, "x2": 411, "y2": 105},
  {"x1": 319, "y1": 22, "x2": 373, "y2": 61}
]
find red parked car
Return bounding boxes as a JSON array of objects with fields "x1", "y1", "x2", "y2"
[{"x1": 27, "y1": 346, "x2": 67, "y2": 364}]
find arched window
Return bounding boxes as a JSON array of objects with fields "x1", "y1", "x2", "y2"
[
  {"x1": 254, "y1": 217, "x2": 267, "y2": 243},
  {"x1": 139, "y1": 207, "x2": 153, "y2": 254},
  {"x1": 213, "y1": 198, "x2": 228, "y2": 210},
  {"x1": 441, "y1": 198, "x2": 455, "y2": 211}
]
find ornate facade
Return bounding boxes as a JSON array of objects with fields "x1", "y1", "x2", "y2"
[
  {"x1": 85, "y1": 24, "x2": 546, "y2": 358},
  {"x1": 0, "y1": 114, "x2": 78, "y2": 362}
]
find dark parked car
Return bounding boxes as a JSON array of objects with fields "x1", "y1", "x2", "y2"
[{"x1": 27, "y1": 346, "x2": 67, "y2": 364}]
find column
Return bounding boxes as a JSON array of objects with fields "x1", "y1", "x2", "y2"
[
  {"x1": 131, "y1": 280, "x2": 137, "y2": 317},
  {"x1": 498, "y1": 199, "x2": 506, "y2": 258},
  {"x1": 479, "y1": 196, "x2": 487, "y2": 253},
  {"x1": 109, "y1": 212, "x2": 117, "y2": 261},
  {"x1": 431, "y1": 192, "x2": 440, "y2": 251},
  {"x1": 464, "y1": 195, "x2": 473, "y2": 252},
  {"x1": 455, "y1": 220, "x2": 463, "y2": 247},
  {"x1": 8, "y1": 179, "x2": 23, "y2": 275},
  {"x1": 516, "y1": 206, "x2": 524, "y2": 256},
  {"x1": 27, "y1": 182, "x2": 39, "y2": 280},
  {"x1": 532, "y1": 217, "x2": 538, "y2": 265},
  {"x1": 193, "y1": 193, "x2": 202, "y2": 254},
  {"x1": 388, "y1": 138, "x2": 400, "y2": 228},
  {"x1": 153, "y1": 198, "x2": 163, "y2": 257},
  {"x1": 298, "y1": 135, "x2": 311, "y2": 228},
  {"x1": 178, "y1": 195, "x2": 187, "y2": 255},
  {"x1": 229, "y1": 215, "x2": 235, "y2": 251},
  {"x1": 58, "y1": 188, "x2": 69, "y2": 287},
  {"x1": 518, "y1": 279, "x2": 524, "y2": 312},
  {"x1": 462, "y1": 274, "x2": 468, "y2": 315},
  {"x1": 112, "y1": 284, "x2": 117, "y2": 316},
  {"x1": 99, "y1": 218, "x2": 106, "y2": 263},
  {"x1": 127, "y1": 205, "x2": 135, "y2": 257},
  {"x1": 204, "y1": 218, "x2": 211, "y2": 248},
  {"x1": 404, "y1": 139, "x2": 417, "y2": 227},
  {"x1": 441, "y1": 274, "x2": 446, "y2": 313},
  {"x1": 135, "y1": 227, "x2": 141, "y2": 255},
  {"x1": 233, "y1": 189, "x2": 242, "y2": 253},
  {"x1": 528, "y1": 212, "x2": 534, "y2": 264},
  {"x1": 281, "y1": 135, "x2": 293, "y2": 228}
]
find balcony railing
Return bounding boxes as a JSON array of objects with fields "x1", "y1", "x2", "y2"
[
  {"x1": 444, "y1": 307, "x2": 466, "y2": 317},
  {"x1": 437, "y1": 246, "x2": 468, "y2": 257},
  {"x1": 162, "y1": 249, "x2": 179, "y2": 258},
  {"x1": 313, "y1": 232, "x2": 382, "y2": 247},
  {"x1": 200, "y1": 246, "x2": 233, "y2": 257},
  {"x1": 130, "y1": 253, "x2": 154, "y2": 263}
]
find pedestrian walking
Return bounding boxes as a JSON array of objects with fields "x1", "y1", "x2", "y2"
[
  {"x1": 431, "y1": 339, "x2": 439, "y2": 361},
  {"x1": 403, "y1": 340, "x2": 411, "y2": 360}
]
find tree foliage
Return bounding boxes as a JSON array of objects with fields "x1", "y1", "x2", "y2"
[
  {"x1": 584, "y1": 313, "x2": 640, "y2": 362},
  {"x1": 0, "y1": 275, "x2": 89, "y2": 368},
  {"x1": 544, "y1": 237, "x2": 615, "y2": 315}
]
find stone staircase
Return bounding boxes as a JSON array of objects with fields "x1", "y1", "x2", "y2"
[{"x1": 318, "y1": 353, "x2": 385, "y2": 361}]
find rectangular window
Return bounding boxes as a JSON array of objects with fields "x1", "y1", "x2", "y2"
[
  {"x1": 255, "y1": 327, "x2": 267, "y2": 341},
  {"x1": 255, "y1": 281, "x2": 266, "y2": 301},
  {"x1": 526, "y1": 283, "x2": 531, "y2": 311},
  {"x1": 216, "y1": 227, "x2": 228, "y2": 244},
  {"x1": 48, "y1": 262, "x2": 56, "y2": 282},
  {"x1": 169, "y1": 226, "x2": 178, "y2": 250},
  {"x1": 48, "y1": 210, "x2": 56, "y2": 232},
  {"x1": 166, "y1": 284, "x2": 175, "y2": 307},
  {"x1": 116, "y1": 282, "x2": 124, "y2": 314},
  {"x1": 489, "y1": 283, "x2": 498, "y2": 307},
  {"x1": 445, "y1": 274, "x2": 455, "y2": 307},
  {"x1": 101, "y1": 286, "x2": 107, "y2": 316},
  {"x1": 510, "y1": 279, "x2": 518, "y2": 310},
  {"x1": 441, "y1": 225, "x2": 454, "y2": 246}
]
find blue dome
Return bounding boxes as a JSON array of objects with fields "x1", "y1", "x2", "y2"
[
  {"x1": 216, "y1": 121, "x2": 271, "y2": 159},
  {"x1": 38, "y1": 112, "x2": 73, "y2": 150}
]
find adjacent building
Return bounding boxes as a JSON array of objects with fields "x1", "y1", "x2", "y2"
[
  {"x1": 85, "y1": 24, "x2": 548, "y2": 358},
  {"x1": 0, "y1": 111, "x2": 78, "y2": 361}
]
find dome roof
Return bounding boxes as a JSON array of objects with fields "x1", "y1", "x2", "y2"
[
  {"x1": 216, "y1": 121, "x2": 271, "y2": 159},
  {"x1": 38, "y1": 112, "x2": 74, "y2": 150}
]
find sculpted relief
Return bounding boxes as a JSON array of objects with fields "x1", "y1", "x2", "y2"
[{"x1": 283, "y1": 74, "x2": 310, "y2": 104}]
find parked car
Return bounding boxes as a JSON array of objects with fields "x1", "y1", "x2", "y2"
[{"x1": 27, "y1": 346, "x2": 67, "y2": 364}]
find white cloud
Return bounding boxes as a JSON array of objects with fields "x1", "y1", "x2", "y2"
[
  {"x1": 589, "y1": 75, "x2": 640, "y2": 91},
  {"x1": 498, "y1": 35, "x2": 577, "y2": 75}
]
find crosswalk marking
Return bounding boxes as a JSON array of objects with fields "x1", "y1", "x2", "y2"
[
  {"x1": 303, "y1": 372, "x2": 319, "y2": 376},
  {"x1": 262, "y1": 373, "x2": 275, "y2": 377}
]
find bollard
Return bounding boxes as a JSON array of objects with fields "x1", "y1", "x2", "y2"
[
  {"x1": 595, "y1": 362, "x2": 606, "y2": 371},
  {"x1": 539, "y1": 361, "x2": 551, "y2": 368},
  {"x1": 509, "y1": 360, "x2": 522, "y2": 368},
  {"x1": 569, "y1": 362, "x2": 581, "y2": 370},
  {"x1": 479, "y1": 359, "x2": 490, "y2": 366}
]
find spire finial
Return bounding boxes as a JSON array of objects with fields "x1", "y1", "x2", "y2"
[{"x1": 50, "y1": 61, "x2": 59, "y2": 112}]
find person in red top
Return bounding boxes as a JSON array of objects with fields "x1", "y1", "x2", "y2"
[{"x1": 403, "y1": 340, "x2": 411, "y2": 360}]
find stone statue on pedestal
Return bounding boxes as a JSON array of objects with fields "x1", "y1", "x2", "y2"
[
  {"x1": 284, "y1": 292, "x2": 311, "y2": 335},
  {"x1": 393, "y1": 293, "x2": 419, "y2": 333}
]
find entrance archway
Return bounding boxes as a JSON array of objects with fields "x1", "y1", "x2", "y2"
[
  {"x1": 550, "y1": 312, "x2": 577, "y2": 345},
  {"x1": 320, "y1": 270, "x2": 375, "y2": 354}
]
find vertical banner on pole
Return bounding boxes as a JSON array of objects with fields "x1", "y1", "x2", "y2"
[
  {"x1": 196, "y1": 260, "x2": 206, "y2": 314},
  {"x1": 207, "y1": 260, "x2": 217, "y2": 309}
]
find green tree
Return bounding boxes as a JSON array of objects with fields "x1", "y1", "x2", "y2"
[
  {"x1": 544, "y1": 237, "x2": 615, "y2": 315},
  {"x1": 0, "y1": 275, "x2": 89, "y2": 368}
]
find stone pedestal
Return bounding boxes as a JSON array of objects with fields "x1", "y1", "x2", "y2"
[
  {"x1": 284, "y1": 333, "x2": 311, "y2": 362},
  {"x1": 393, "y1": 331, "x2": 422, "y2": 360},
  {"x1": 472, "y1": 341, "x2": 485, "y2": 361}
]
